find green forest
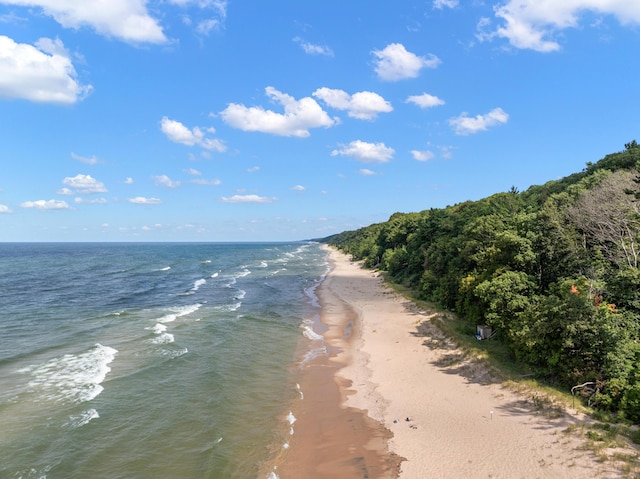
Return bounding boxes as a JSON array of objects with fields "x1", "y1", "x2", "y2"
[{"x1": 322, "y1": 141, "x2": 640, "y2": 422}]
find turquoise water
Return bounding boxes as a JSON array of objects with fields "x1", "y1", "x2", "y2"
[{"x1": 0, "y1": 242, "x2": 328, "y2": 479}]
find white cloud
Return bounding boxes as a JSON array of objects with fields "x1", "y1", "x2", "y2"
[
  {"x1": 433, "y1": 0, "x2": 458, "y2": 8},
  {"x1": 372, "y1": 43, "x2": 441, "y2": 81},
  {"x1": 359, "y1": 169, "x2": 376, "y2": 176},
  {"x1": 291, "y1": 185, "x2": 306, "y2": 191},
  {"x1": 160, "y1": 117, "x2": 226, "y2": 151},
  {"x1": 0, "y1": 204, "x2": 12, "y2": 213},
  {"x1": 124, "y1": 177, "x2": 134, "y2": 184},
  {"x1": 0, "y1": 36, "x2": 92, "y2": 104},
  {"x1": 293, "y1": 37, "x2": 334, "y2": 56},
  {"x1": 172, "y1": 0, "x2": 227, "y2": 35},
  {"x1": 247, "y1": 166, "x2": 260, "y2": 173},
  {"x1": 21, "y1": 199, "x2": 70, "y2": 209},
  {"x1": 128, "y1": 196, "x2": 162, "y2": 204},
  {"x1": 185, "y1": 168, "x2": 201, "y2": 176},
  {"x1": 411, "y1": 150, "x2": 435, "y2": 161},
  {"x1": 220, "y1": 194, "x2": 276, "y2": 203},
  {"x1": 62, "y1": 174, "x2": 107, "y2": 194},
  {"x1": 480, "y1": 1, "x2": 640, "y2": 52},
  {"x1": 154, "y1": 175, "x2": 181, "y2": 188},
  {"x1": 74, "y1": 197, "x2": 107, "y2": 204},
  {"x1": 406, "y1": 93, "x2": 445, "y2": 109},
  {"x1": 0, "y1": 0, "x2": 166, "y2": 44},
  {"x1": 331, "y1": 140, "x2": 395, "y2": 163},
  {"x1": 449, "y1": 107, "x2": 509, "y2": 135},
  {"x1": 313, "y1": 87, "x2": 393, "y2": 120},
  {"x1": 71, "y1": 152, "x2": 100, "y2": 164},
  {"x1": 192, "y1": 178, "x2": 221, "y2": 185},
  {"x1": 220, "y1": 86, "x2": 338, "y2": 137}
]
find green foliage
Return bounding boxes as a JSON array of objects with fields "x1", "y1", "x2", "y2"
[{"x1": 323, "y1": 141, "x2": 640, "y2": 422}]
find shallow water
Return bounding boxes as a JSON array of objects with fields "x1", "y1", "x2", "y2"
[{"x1": 0, "y1": 242, "x2": 328, "y2": 479}]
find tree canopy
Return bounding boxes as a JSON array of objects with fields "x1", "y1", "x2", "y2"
[{"x1": 320, "y1": 141, "x2": 640, "y2": 422}]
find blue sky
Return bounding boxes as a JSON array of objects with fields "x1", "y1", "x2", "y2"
[{"x1": 1, "y1": 1, "x2": 639, "y2": 242}]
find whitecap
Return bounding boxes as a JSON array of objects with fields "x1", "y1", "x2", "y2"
[
  {"x1": 192, "y1": 278, "x2": 206, "y2": 291},
  {"x1": 156, "y1": 266, "x2": 171, "y2": 271},
  {"x1": 66, "y1": 408, "x2": 99, "y2": 428},
  {"x1": 211, "y1": 272, "x2": 219, "y2": 278},
  {"x1": 157, "y1": 304, "x2": 202, "y2": 323},
  {"x1": 25, "y1": 343, "x2": 117, "y2": 404}
]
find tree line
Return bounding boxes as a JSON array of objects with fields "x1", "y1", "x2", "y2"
[{"x1": 321, "y1": 141, "x2": 640, "y2": 422}]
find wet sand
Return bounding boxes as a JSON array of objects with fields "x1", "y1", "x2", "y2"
[{"x1": 277, "y1": 246, "x2": 625, "y2": 478}]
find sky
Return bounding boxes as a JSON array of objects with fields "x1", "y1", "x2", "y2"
[{"x1": 1, "y1": 1, "x2": 639, "y2": 242}]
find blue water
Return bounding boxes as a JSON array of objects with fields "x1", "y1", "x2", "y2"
[{"x1": 0, "y1": 242, "x2": 329, "y2": 479}]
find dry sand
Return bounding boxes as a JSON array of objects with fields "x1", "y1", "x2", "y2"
[{"x1": 277, "y1": 246, "x2": 627, "y2": 478}]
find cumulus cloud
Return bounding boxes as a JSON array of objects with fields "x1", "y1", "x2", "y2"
[
  {"x1": 128, "y1": 196, "x2": 162, "y2": 204},
  {"x1": 0, "y1": 36, "x2": 92, "y2": 104},
  {"x1": 331, "y1": 140, "x2": 395, "y2": 163},
  {"x1": 313, "y1": 87, "x2": 393, "y2": 120},
  {"x1": 411, "y1": 149, "x2": 435, "y2": 161},
  {"x1": 478, "y1": 1, "x2": 640, "y2": 52},
  {"x1": 0, "y1": 0, "x2": 166, "y2": 44},
  {"x1": 291, "y1": 185, "x2": 306, "y2": 191},
  {"x1": 0, "y1": 204, "x2": 12, "y2": 213},
  {"x1": 153, "y1": 175, "x2": 181, "y2": 188},
  {"x1": 160, "y1": 117, "x2": 226, "y2": 151},
  {"x1": 406, "y1": 93, "x2": 445, "y2": 109},
  {"x1": 359, "y1": 169, "x2": 376, "y2": 176},
  {"x1": 449, "y1": 107, "x2": 509, "y2": 135},
  {"x1": 293, "y1": 37, "x2": 334, "y2": 56},
  {"x1": 62, "y1": 174, "x2": 107, "y2": 194},
  {"x1": 220, "y1": 86, "x2": 338, "y2": 137},
  {"x1": 220, "y1": 194, "x2": 276, "y2": 203},
  {"x1": 372, "y1": 43, "x2": 441, "y2": 81},
  {"x1": 20, "y1": 199, "x2": 70, "y2": 209}
]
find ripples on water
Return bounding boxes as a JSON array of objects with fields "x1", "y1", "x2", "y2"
[{"x1": 0, "y1": 242, "x2": 329, "y2": 479}]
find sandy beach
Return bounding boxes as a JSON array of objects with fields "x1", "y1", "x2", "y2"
[{"x1": 277, "y1": 246, "x2": 626, "y2": 478}]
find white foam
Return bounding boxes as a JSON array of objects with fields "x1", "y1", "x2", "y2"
[
  {"x1": 66, "y1": 408, "x2": 99, "y2": 428},
  {"x1": 157, "y1": 303, "x2": 202, "y2": 323},
  {"x1": 296, "y1": 383, "x2": 304, "y2": 400},
  {"x1": 152, "y1": 332, "x2": 175, "y2": 344},
  {"x1": 211, "y1": 272, "x2": 219, "y2": 278},
  {"x1": 286, "y1": 411, "x2": 296, "y2": 426},
  {"x1": 267, "y1": 472, "x2": 280, "y2": 479},
  {"x1": 192, "y1": 278, "x2": 206, "y2": 291},
  {"x1": 25, "y1": 343, "x2": 117, "y2": 404},
  {"x1": 157, "y1": 266, "x2": 171, "y2": 271},
  {"x1": 301, "y1": 345, "x2": 328, "y2": 365},
  {"x1": 302, "y1": 325, "x2": 324, "y2": 342}
]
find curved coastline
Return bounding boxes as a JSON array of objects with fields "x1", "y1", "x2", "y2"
[{"x1": 276, "y1": 245, "x2": 622, "y2": 478}]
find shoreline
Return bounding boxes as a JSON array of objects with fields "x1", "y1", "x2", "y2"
[{"x1": 275, "y1": 245, "x2": 622, "y2": 478}]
